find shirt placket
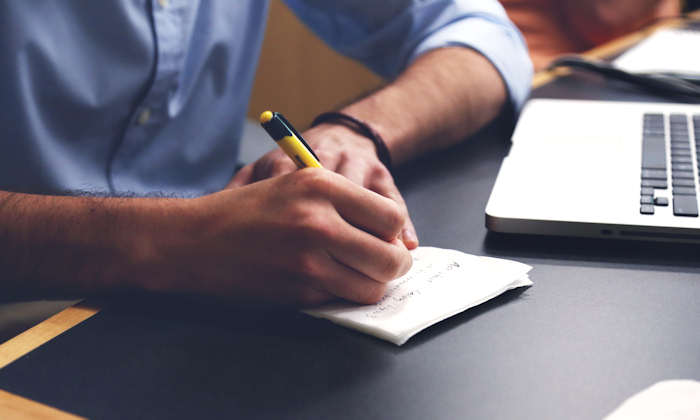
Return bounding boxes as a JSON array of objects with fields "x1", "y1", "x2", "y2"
[{"x1": 109, "y1": 0, "x2": 189, "y2": 191}]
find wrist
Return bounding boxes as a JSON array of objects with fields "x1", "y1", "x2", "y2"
[
  {"x1": 311, "y1": 111, "x2": 393, "y2": 171},
  {"x1": 307, "y1": 122, "x2": 375, "y2": 150},
  {"x1": 119, "y1": 197, "x2": 197, "y2": 293}
]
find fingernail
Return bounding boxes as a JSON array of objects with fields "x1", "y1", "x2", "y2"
[{"x1": 402, "y1": 228, "x2": 418, "y2": 248}]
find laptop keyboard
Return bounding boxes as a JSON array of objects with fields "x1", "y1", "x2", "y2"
[{"x1": 640, "y1": 113, "x2": 700, "y2": 216}]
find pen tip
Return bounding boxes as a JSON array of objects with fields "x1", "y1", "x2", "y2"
[{"x1": 260, "y1": 110, "x2": 273, "y2": 124}]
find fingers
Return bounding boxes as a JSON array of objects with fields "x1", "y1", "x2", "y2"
[
  {"x1": 366, "y1": 169, "x2": 419, "y2": 249},
  {"x1": 325, "y1": 174, "x2": 406, "y2": 242},
  {"x1": 285, "y1": 284, "x2": 335, "y2": 307},
  {"x1": 228, "y1": 163, "x2": 255, "y2": 188},
  {"x1": 325, "y1": 219, "x2": 412, "y2": 283},
  {"x1": 300, "y1": 250, "x2": 393, "y2": 304},
  {"x1": 252, "y1": 152, "x2": 297, "y2": 181},
  {"x1": 328, "y1": 151, "x2": 419, "y2": 249},
  {"x1": 334, "y1": 153, "x2": 366, "y2": 187}
]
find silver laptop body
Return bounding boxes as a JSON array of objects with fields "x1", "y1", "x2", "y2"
[{"x1": 486, "y1": 99, "x2": 700, "y2": 243}]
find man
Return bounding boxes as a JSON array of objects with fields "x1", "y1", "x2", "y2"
[{"x1": 0, "y1": 1, "x2": 531, "y2": 305}]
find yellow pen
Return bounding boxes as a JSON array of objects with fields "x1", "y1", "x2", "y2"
[{"x1": 259, "y1": 110, "x2": 323, "y2": 169}]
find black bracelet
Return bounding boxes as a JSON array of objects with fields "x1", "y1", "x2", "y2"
[{"x1": 311, "y1": 112, "x2": 393, "y2": 172}]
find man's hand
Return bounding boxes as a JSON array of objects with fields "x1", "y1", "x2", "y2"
[
  {"x1": 157, "y1": 169, "x2": 413, "y2": 306},
  {"x1": 229, "y1": 123, "x2": 419, "y2": 249},
  {"x1": 0, "y1": 170, "x2": 411, "y2": 305}
]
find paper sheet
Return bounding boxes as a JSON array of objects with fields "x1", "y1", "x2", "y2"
[
  {"x1": 303, "y1": 247, "x2": 532, "y2": 346},
  {"x1": 604, "y1": 380, "x2": 700, "y2": 420},
  {"x1": 613, "y1": 28, "x2": 700, "y2": 76}
]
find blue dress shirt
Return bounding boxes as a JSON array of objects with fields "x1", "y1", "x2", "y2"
[{"x1": 0, "y1": 0, "x2": 531, "y2": 197}]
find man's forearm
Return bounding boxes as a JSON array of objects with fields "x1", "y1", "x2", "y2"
[
  {"x1": 0, "y1": 191, "x2": 177, "y2": 296},
  {"x1": 0, "y1": 169, "x2": 414, "y2": 306},
  {"x1": 339, "y1": 47, "x2": 507, "y2": 165}
]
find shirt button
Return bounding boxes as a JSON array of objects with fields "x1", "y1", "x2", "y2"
[
  {"x1": 137, "y1": 108, "x2": 151, "y2": 125},
  {"x1": 158, "y1": 0, "x2": 169, "y2": 8}
]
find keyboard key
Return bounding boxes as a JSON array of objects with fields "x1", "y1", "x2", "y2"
[
  {"x1": 640, "y1": 204, "x2": 655, "y2": 215},
  {"x1": 641, "y1": 187, "x2": 654, "y2": 196},
  {"x1": 673, "y1": 187, "x2": 697, "y2": 195},
  {"x1": 672, "y1": 163, "x2": 693, "y2": 171},
  {"x1": 670, "y1": 134, "x2": 690, "y2": 142},
  {"x1": 673, "y1": 195, "x2": 699, "y2": 216},
  {"x1": 654, "y1": 197, "x2": 669, "y2": 206},
  {"x1": 672, "y1": 156, "x2": 692, "y2": 164},
  {"x1": 672, "y1": 179, "x2": 696, "y2": 188},
  {"x1": 672, "y1": 171, "x2": 695, "y2": 180},
  {"x1": 642, "y1": 144, "x2": 667, "y2": 170},
  {"x1": 641, "y1": 169, "x2": 667, "y2": 180},
  {"x1": 643, "y1": 133, "x2": 665, "y2": 141},
  {"x1": 671, "y1": 138, "x2": 690, "y2": 144},
  {"x1": 671, "y1": 150, "x2": 691, "y2": 158},
  {"x1": 642, "y1": 179, "x2": 668, "y2": 188},
  {"x1": 641, "y1": 195, "x2": 653, "y2": 204},
  {"x1": 670, "y1": 114, "x2": 687, "y2": 122}
]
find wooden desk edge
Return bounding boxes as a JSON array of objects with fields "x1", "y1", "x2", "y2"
[
  {"x1": 0, "y1": 389, "x2": 85, "y2": 420},
  {"x1": 0, "y1": 302, "x2": 99, "y2": 370}
]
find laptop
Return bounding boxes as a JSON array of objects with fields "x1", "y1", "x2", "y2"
[{"x1": 485, "y1": 99, "x2": 700, "y2": 243}]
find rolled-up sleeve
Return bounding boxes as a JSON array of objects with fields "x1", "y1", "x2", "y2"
[{"x1": 283, "y1": 0, "x2": 533, "y2": 112}]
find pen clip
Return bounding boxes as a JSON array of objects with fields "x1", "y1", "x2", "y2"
[{"x1": 276, "y1": 113, "x2": 321, "y2": 163}]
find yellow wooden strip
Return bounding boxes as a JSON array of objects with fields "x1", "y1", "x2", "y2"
[
  {"x1": 532, "y1": 67, "x2": 571, "y2": 89},
  {"x1": 0, "y1": 303, "x2": 99, "y2": 369},
  {"x1": 0, "y1": 389, "x2": 85, "y2": 420}
]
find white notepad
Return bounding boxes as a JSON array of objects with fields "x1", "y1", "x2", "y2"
[
  {"x1": 604, "y1": 380, "x2": 700, "y2": 420},
  {"x1": 303, "y1": 247, "x2": 532, "y2": 345}
]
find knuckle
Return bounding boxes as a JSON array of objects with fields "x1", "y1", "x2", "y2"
[
  {"x1": 370, "y1": 164, "x2": 391, "y2": 180},
  {"x1": 378, "y1": 249, "x2": 411, "y2": 281},
  {"x1": 383, "y1": 255, "x2": 404, "y2": 280},
  {"x1": 400, "y1": 252, "x2": 413, "y2": 276},
  {"x1": 356, "y1": 283, "x2": 387, "y2": 304},
  {"x1": 270, "y1": 159, "x2": 293, "y2": 176},
  {"x1": 296, "y1": 253, "x2": 322, "y2": 281},
  {"x1": 296, "y1": 166, "x2": 323, "y2": 181},
  {"x1": 297, "y1": 288, "x2": 328, "y2": 307},
  {"x1": 384, "y1": 200, "x2": 405, "y2": 232},
  {"x1": 309, "y1": 218, "x2": 336, "y2": 242},
  {"x1": 294, "y1": 168, "x2": 334, "y2": 196},
  {"x1": 293, "y1": 208, "x2": 335, "y2": 242},
  {"x1": 315, "y1": 149, "x2": 336, "y2": 164}
]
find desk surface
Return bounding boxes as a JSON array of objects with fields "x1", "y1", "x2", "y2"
[{"x1": 2, "y1": 26, "x2": 700, "y2": 420}]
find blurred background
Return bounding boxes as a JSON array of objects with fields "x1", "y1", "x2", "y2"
[{"x1": 248, "y1": 0, "x2": 700, "y2": 128}]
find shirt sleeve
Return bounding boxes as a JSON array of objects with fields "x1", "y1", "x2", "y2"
[{"x1": 282, "y1": 0, "x2": 533, "y2": 112}]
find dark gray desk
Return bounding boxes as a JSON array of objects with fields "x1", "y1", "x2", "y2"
[{"x1": 0, "y1": 74, "x2": 699, "y2": 419}]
